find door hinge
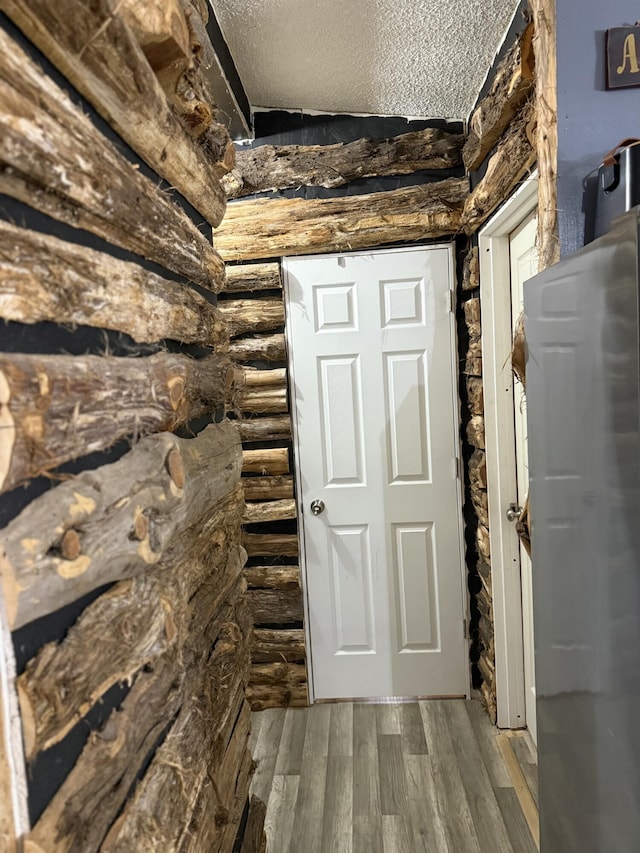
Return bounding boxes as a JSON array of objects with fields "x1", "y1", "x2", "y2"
[
  {"x1": 463, "y1": 618, "x2": 468, "y2": 639},
  {"x1": 449, "y1": 290, "x2": 455, "y2": 313},
  {"x1": 455, "y1": 455, "x2": 463, "y2": 480}
]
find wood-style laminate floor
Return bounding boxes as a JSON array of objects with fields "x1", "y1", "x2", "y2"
[{"x1": 249, "y1": 699, "x2": 538, "y2": 853}]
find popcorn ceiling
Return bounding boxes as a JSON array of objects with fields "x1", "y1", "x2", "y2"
[{"x1": 210, "y1": 0, "x2": 521, "y2": 120}]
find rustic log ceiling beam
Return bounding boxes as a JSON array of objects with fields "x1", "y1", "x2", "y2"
[
  {"x1": 0, "y1": 28, "x2": 225, "y2": 290},
  {"x1": 0, "y1": 222, "x2": 228, "y2": 348},
  {"x1": 0, "y1": 422, "x2": 242, "y2": 629},
  {"x1": 460, "y1": 101, "x2": 537, "y2": 235},
  {"x1": 213, "y1": 178, "x2": 469, "y2": 262},
  {"x1": 2, "y1": 0, "x2": 229, "y2": 226},
  {"x1": 530, "y1": 0, "x2": 559, "y2": 269},
  {"x1": 223, "y1": 127, "x2": 466, "y2": 199},
  {"x1": 463, "y1": 22, "x2": 535, "y2": 172},
  {"x1": 0, "y1": 351, "x2": 234, "y2": 494}
]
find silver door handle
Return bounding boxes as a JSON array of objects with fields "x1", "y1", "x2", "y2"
[
  {"x1": 310, "y1": 500, "x2": 325, "y2": 516},
  {"x1": 506, "y1": 502, "x2": 523, "y2": 522}
]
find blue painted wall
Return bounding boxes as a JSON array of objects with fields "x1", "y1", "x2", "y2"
[{"x1": 557, "y1": 0, "x2": 640, "y2": 254}]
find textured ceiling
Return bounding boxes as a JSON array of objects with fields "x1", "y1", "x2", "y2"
[{"x1": 210, "y1": 0, "x2": 521, "y2": 120}]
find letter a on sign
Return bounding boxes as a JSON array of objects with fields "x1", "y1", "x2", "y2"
[{"x1": 607, "y1": 27, "x2": 640, "y2": 88}]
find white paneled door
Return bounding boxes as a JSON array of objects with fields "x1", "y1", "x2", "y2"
[
  {"x1": 285, "y1": 246, "x2": 467, "y2": 700},
  {"x1": 509, "y1": 212, "x2": 538, "y2": 742}
]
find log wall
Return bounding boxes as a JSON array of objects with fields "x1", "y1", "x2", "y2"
[
  {"x1": 0, "y1": 10, "x2": 264, "y2": 851},
  {"x1": 459, "y1": 2, "x2": 540, "y2": 722},
  {"x1": 220, "y1": 111, "x2": 466, "y2": 711},
  {"x1": 222, "y1": 262, "x2": 308, "y2": 712}
]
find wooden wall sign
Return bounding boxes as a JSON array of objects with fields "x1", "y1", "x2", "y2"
[{"x1": 607, "y1": 26, "x2": 640, "y2": 89}]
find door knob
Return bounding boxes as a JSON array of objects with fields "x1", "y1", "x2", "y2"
[
  {"x1": 506, "y1": 502, "x2": 523, "y2": 522},
  {"x1": 310, "y1": 500, "x2": 325, "y2": 516}
]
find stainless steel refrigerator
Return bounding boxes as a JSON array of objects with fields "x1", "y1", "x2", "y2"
[{"x1": 525, "y1": 206, "x2": 640, "y2": 852}]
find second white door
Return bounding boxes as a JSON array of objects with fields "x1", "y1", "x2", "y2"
[
  {"x1": 285, "y1": 246, "x2": 467, "y2": 700},
  {"x1": 509, "y1": 211, "x2": 538, "y2": 741}
]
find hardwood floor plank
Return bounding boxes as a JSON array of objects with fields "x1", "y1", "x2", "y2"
[
  {"x1": 510, "y1": 735, "x2": 539, "y2": 807},
  {"x1": 400, "y1": 702, "x2": 428, "y2": 755},
  {"x1": 303, "y1": 703, "x2": 332, "y2": 757},
  {"x1": 382, "y1": 814, "x2": 413, "y2": 853},
  {"x1": 275, "y1": 707, "x2": 308, "y2": 776},
  {"x1": 321, "y1": 754, "x2": 353, "y2": 853},
  {"x1": 265, "y1": 774, "x2": 300, "y2": 853},
  {"x1": 290, "y1": 754, "x2": 328, "y2": 853},
  {"x1": 496, "y1": 733, "x2": 540, "y2": 849},
  {"x1": 329, "y1": 702, "x2": 354, "y2": 756},
  {"x1": 405, "y1": 754, "x2": 450, "y2": 852},
  {"x1": 376, "y1": 702, "x2": 402, "y2": 735},
  {"x1": 495, "y1": 788, "x2": 539, "y2": 853},
  {"x1": 464, "y1": 700, "x2": 513, "y2": 788},
  {"x1": 353, "y1": 815, "x2": 383, "y2": 853},
  {"x1": 446, "y1": 702, "x2": 514, "y2": 853},
  {"x1": 420, "y1": 701, "x2": 482, "y2": 853},
  {"x1": 353, "y1": 704, "x2": 381, "y2": 817},
  {"x1": 250, "y1": 708, "x2": 286, "y2": 804},
  {"x1": 378, "y1": 734, "x2": 408, "y2": 816}
]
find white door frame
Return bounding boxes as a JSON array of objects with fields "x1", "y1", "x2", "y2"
[
  {"x1": 478, "y1": 172, "x2": 538, "y2": 729},
  {"x1": 284, "y1": 243, "x2": 469, "y2": 705}
]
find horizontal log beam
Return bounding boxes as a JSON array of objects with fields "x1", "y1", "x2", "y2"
[
  {"x1": 241, "y1": 368, "x2": 288, "y2": 388},
  {"x1": 243, "y1": 500, "x2": 297, "y2": 525},
  {"x1": 245, "y1": 587, "x2": 303, "y2": 621},
  {"x1": 214, "y1": 179, "x2": 468, "y2": 261},
  {"x1": 0, "y1": 351, "x2": 233, "y2": 493},
  {"x1": 0, "y1": 28, "x2": 224, "y2": 289},
  {"x1": 101, "y1": 609, "x2": 252, "y2": 851},
  {"x1": 222, "y1": 263, "x2": 282, "y2": 293},
  {"x1": 31, "y1": 595, "x2": 251, "y2": 852},
  {"x1": 245, "y1": 683, "x2": 307, "y2": 712},
  {"x1": 17, "y1": 492, "x2": 244, "y2": 758},
  {"x1": 2, "y1": 0, "x2": 228, "y2": 226},
  {"x1": 242, "y1": 448, "x2": 289, "y2": 476},
  {"x1": 217, "y1": 298, "x2": 285, "y2": 337},
  {"x1": 29, "y1": 655, "x2": 183, "y2": 851},
  {"x1": 244, "y1": 565, "x2": 300, "y2": 589},
  {"x1": 460, "y1": 102, "x2": 537, "y2": 235},
  {"x1": 0, "y1": 222, "x2": 227, "y2": 348},
  {"x1": 251, "y1": 628, "x2": 306, "y2": 664},
  {"x1": 250, "y1": 662, "x2": 307, "y2": 687},
  {"x1": 236, "y1": 415, "x2": 292, "y2": 442},
  {"x1": 0, "y1": 422, "x2": 241, "y2": 629},
  {"x1": 234, "y1": 386, "x2": 288, "y2": 415},
  {"x1": 463, "y1": 23, "x2": 535, "y2": 171},
  {"x1": 228, "y1": 334, "x2": 287, "y2": 363},
  {"x1": 242, "y1": 475, "x2": 294, "y2": 501},
  {"x1": 223, "y1": 127, "x2": 465, "y2": 198}
]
